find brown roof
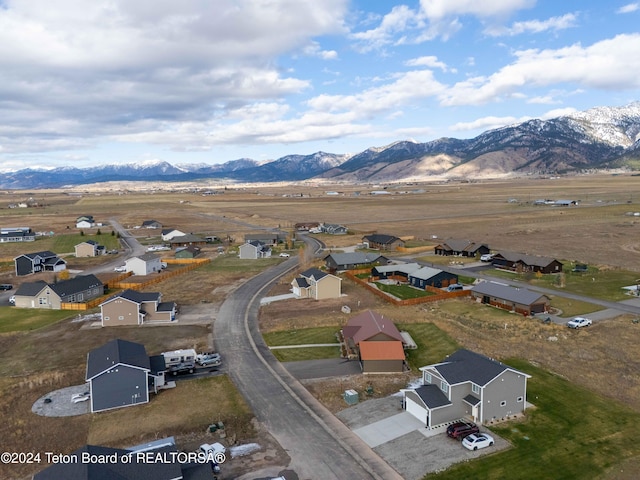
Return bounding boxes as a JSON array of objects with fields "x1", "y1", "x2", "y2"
[
  {"x1": 345, "y1": 310, "x2": 403, "y2": 344},
  {"x1": 359, "y1": 341, "x2": 405, "y2": 361}
]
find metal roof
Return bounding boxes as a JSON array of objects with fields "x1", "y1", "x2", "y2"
[{"x1": 471, "y1": 281, "x2": 548, "y2": 305}]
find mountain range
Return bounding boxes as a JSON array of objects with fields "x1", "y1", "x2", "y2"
[{"x1": 2, "y1": 102, "x2": 640, "y2": 189}]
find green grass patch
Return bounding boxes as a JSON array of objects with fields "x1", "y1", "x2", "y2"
[
  {"x1": 398, "y1": 323, "x2": 460, "y2": 371},
  {"x1": 375, "y1": 282, "x2": 434, "y2": 300},
  {"x1": 269, "y1": 346, "x2": 341, "y2": 362},
  {"x1": 0, "y1": 308, "x2": 73, "y2": 333},
  {"x1": 208, "y1": 254, "x2": 282, "y2": 273},
  {"x1": 428, "y1": 360, "x2": 640, "y2": 480},
  {"x1": 263, "y1": 326, "x2": 339, "y2": 346}
]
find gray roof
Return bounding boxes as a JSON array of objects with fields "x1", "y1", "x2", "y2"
[
  {"x1": 300, "y1": 267, "x2": 329, "y2": 280},
  {"x1": 103, "y1": 289, "x2": 161, "y2": 305},
  {"x1": 292, "y1": 277, "x2": 310, "y2": 288},
  {"x1": 169, "y1": 233, "x2": 206, "y2": 243},
  {"x1": 427, "y1": 349, "x2": 529, "y2": 386},
  {"x1": 494, "y1": 250, "x2": 561, "y2": 268},
  {"x1": 15, "y1": 250, "x2": 57, "y2": 260},
  {"x1": 15, "y1": 280, "x2": 48, "y2": 296},
  {"x1": 136, "y1": 252, "x2": 160, "y2": 262},
  {"x1": 33, "y1": 444, "x2": 195, "y2": 480},
  {"x1": 49, "y1": 274, "x2": 102, "y2": 297},
  {"x1": 324, "y1": 252, "x2": 387, "y2": 266},
  {"x1": 374, "y1": 263, "x2": 422, "y2": 275},
  {"x1": 86, "y1": 339, "x2": 150, "y2": 380},
  {"x1": 471, "y1": 281, "x2": 548, "y2": 305},
  {"x1": 363, "y1": 233, "x2": 401, "y2": 244},
  {"x1": 409, "y1": 266, "x2": 445, "y2": 280},
  {"x1": 157, "y1": 301, "x2": 176, "y2": 312},
  {"x1": 414, "y1": 384, "x2": 452, "y2": 409}
]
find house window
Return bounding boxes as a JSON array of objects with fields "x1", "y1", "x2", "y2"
[
  {"x1": 472, "y1": 383, "x2": 480, "y2": 394},
  {"x1": 517, "y1": 396, "x2": 523, "y2": 402},
  {"x1": 425, "y1": 373, "x2": 432, "y2": 384},
  {"x1": 441, "y1": 381, "x2": 448, "y2": 393},
  {"x1": 38, "y1": 297, "x2": 47, "y2": 305},
  {"x1": 500, "y1": 400, "x2": 507, "y2": 407},
  {"x1": 118, "y1": 316, "x2": 124, "y2": 320}
]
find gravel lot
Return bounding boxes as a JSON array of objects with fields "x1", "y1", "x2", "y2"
[
  {"x1": 32, "y1": 384, "x2": 91, "y2": 417},
  {"x1": 337, "y1": 395, "x2": 510, "y2": 480}
]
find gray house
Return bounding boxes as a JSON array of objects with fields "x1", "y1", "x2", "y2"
[
  {"x1": 471, "y1": 281, "x2": 550, "y2": 315},
  {"x1": 12, "y1": 274, "x2": 104, "y2": 309},
  {"x1": 86, "y1": 339, "x2": 165, "y2": 413},
  {"x1": 324, "y1": 252, "x2": 389, "y2": 272},
  {"x1": 239, "y1": 240, "x2": 271, "y2": 259},
  {"x1": 14, "y1": 250, "x2": 67, "y2": 276},
  {"x1": 402, "y1": 349, "x2": 531, "y2": 428}
]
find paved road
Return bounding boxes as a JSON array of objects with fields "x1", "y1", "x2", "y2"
[{"x1": 214, "y1": 257, "x2": 402, "y2": 480}]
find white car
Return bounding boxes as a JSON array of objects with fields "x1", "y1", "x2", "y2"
[
  {"x1": 8, "y1": 295, "x2": 15, "y2": 305},
  {"x1": 462, "y1": 433, "x2": 494, "y2": 451},
  {"x1": 114, "y1": 266, "x2": 127, "y2": 272},
  {"x1": 279, "y1": 252, "x2": 290, "y2": 258},
  {"x1": 480, "y1": 254, "x2": 494, "y2": 262},
  {"x1": 567, "y1": 317, "x2": 592, "y2": 329}
]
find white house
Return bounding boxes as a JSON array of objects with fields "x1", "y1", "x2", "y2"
[
  {"x1": 161, "y1": 229, "x2": 186, "y2": 242},
  {"x1": 125, "y1": 253, "x2": 163, "y2": 276}
]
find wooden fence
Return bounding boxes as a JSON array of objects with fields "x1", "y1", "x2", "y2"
[{"x1": 345, "y1": 270, "x2": 470, "y2": 306}]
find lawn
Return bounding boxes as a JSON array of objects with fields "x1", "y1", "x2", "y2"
[
  {"x1": 428, "y1": 360, "x2": 640, "y2": 480},
  {"x1": 0, "y1": 307, "x2": 73, "y2": 333},
  {"x1": 375, "y1": 282, "x2": 434, "y2": 300},
  {"x1": 262, "y1": 326, "x2": 340, "y2": 346},
  {"x1": 398, "y1": 322, "x2": 460, "y2": 371},
  {"x1": 270, "y1": 346, "x2": 342, "y2": 362}
]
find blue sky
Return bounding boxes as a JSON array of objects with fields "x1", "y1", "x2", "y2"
[{"x1": 1, "y1": 0, "x2": 639, "y2": 171}]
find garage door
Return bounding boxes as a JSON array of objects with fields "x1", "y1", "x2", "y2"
[{"x1": 405, "y1": 396, "x2": 428, "y2": 425}]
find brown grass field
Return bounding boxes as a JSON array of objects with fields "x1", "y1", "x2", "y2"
[{"x1": 1, "y1": 174, "x2": 640, "y2": 478}]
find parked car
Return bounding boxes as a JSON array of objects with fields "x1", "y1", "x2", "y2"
[
  {"x1": 114, "y1": 266, "x2": 127, "y2": 272},
  {"x1": 567, "y1": 316, "x2": 592, "y2": 329},
  {"x1": 0, "y1": 284, "x2": 13, "y2": 291},
  {"x1": 480, "y1": 254, "x2": 494, "y2": 262},
  {"x1": 196, "y1": 352, "x2": 221, "y2": 365},
  {"x1": 169, "y1": 362, "x2": 195, "y2": 375},
  {"x1": 279, "y1": 252, "x2": 290, "y2": 258},
  {"x1": 462, "y1": 433, "x2": 494, "y2": 451},
  {"x1": 446, "y1": 284, "x2": 464, "y2": 292},
  {"x1": 446, "y1": 421, "x2": 480, "y2": 440},
  {"x1": 8, "y1": 295, "x2": 15, "y2": 305},
  {"x1": 200, "y1": 356, "x2": 222, "y2": 367}
]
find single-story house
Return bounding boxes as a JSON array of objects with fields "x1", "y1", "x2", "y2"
[
  {"x1": 408, "y1": 266, "x2": 459, "y2": 289},
  {"x1": 168, "y1": 233, "x2": 207, "y2": 248},
  {"x1": 291, "y1": 267, "x2": 342, "y2": 300},
  {"x1": 12, "y1": 274, "x2": 104, "y2": 309},
  {"x1": 76, "y1": 215, "x2": 95, "y2": 229},
  {"x1": 342, "y1": 310, "x2": 406, "y2": 373},
  {"x1": 141, "y1": 219, "x2": 163, "y2": 229},
  {"x1": 324, "y1": 252, "x2": 389, "y2": 272},
  {"x1": 239, "y1": 240, "x2": 271, "y2": 259},
  {"x1": 74, "y1": 240, "x2": 105, "y2": 257},
  {"x1": 125, "y1": 253, "x2": 163, "y2": 276},
  {"x1": 402, "y1": 349, "x2": 531, "y2": 428},
  {"x1": 161, "y1": 228, "x2": 186, "y2": 241},
  {"x1": 0, "y1": 227, "x2": 35, "y2": 243},
  {"x1": 491, "y1": 251, "x2": 563, "y2": 274},
  {"x1": 295, "y1": 222, "x2": 321, "y2": 231},
  {"x1": 175, "y1": 245, "x2": 201, "y2": 259},
  {"x1": 14, "y1": 250, "x2": 67, "y2": 276},
  {"x1": 470, "y1": 281, "x2": 550, "y2": 315},
  {"x1": 320, "y1": 223, "x2": 348, "y2": 235},
  {"x1": 434, "y1": 239, "x2": 490, "y2": 258},
  {"x1": 244, "y1": 232, "x2": 287, "y2": 246},
  {"x1": 33, "y1": 443, "x2": 212, "y2": 480},
  {"x1": 100, "y1": 289, "x2": 176, "y2": 326},
  {"x1": 371, "y1": 263, "x2": 422, "y2": 281},
  {"x1": 362, "y1": 234, "x2": 405, "y2": 251},
  {"x1": 86, "y1": 339, "x2": 165, "y2": 413}
]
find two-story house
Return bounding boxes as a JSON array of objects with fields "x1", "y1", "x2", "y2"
[{"x1": 14, "y1": 250, "x2": 67, "y2": 276}]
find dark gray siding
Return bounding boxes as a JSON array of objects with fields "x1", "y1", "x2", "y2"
[{"x1": 90, "y1": 365, "x2": 149, "y2": 412}]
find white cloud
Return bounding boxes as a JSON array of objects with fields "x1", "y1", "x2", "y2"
[
  {"x1": 451, "y1": 115, "x2": 526, "y2": 132},
  {"x1": 405, "y1": 55, "x2": 451, "y2": 72},
  {"x1": 485, "y1": 13, "x2": 578, "y2": 37},
  {"x1": 350, "y1": 5, "x2": 420, "y2": 51},
  {"x1": 302, "y1": 42, "x2": 338, "y2": 60},
  {"x1": 616, "y1": 3, "x2": 640, "y2": 14},
  {"x1": 440, "y1": 33, "x2": 640, "y2": 106},
  {"x1": 419, "y1": 0, "x2": 536, "y2": 20}
]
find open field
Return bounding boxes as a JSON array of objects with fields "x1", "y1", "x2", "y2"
[{"x1": 2, "y1": 174, "x2": 640, "y2": 478}]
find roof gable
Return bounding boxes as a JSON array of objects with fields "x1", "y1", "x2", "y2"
[
  {"x1": 346, "y1": 310, "x2": 403, "y2": 343},
  {"x1": 86, "y1": 339, "x2": 150, "y2": 380},
  {"x1": 359, "y1": 341, "x2": 405, "y2": 360}
]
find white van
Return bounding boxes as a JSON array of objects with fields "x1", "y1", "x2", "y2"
[{"x1": 446, "y1": 284, "x2": 464, "y2": 292}]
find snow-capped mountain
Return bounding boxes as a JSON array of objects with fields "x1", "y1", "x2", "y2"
[{"x1": 1, "y1": 102, "x2": 639, "y2": 189}]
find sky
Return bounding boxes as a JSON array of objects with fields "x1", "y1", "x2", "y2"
[{"x1": 1, "y1": 0, "x2": 640, "y2": 171}]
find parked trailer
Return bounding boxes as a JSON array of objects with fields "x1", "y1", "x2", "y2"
[{"x1": 162, "y1": 349, "x2": 197, "y2": 369}]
